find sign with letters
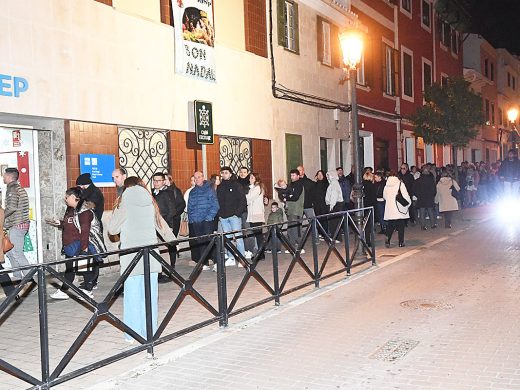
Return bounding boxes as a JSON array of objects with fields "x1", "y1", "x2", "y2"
[
  {"x1": 0, "y1": 73, "x2": 29, "y2": 97},
  {"x1": 173, "y1": 0, "x2": 216, "y2": 82},
  {"x1": 79, "y1": 154, "x2": 116, "y2": 187},
  {"x1": 194, "y1": 100, "x2": 214, "y2": 144}
]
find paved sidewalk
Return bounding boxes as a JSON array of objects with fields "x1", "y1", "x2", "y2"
[
  {"x1": 0, "y1": 207, "x2": 489, "y2": 389},
  {"x1": 92, "y1": 205, "x2": 520, "y2": 390}
]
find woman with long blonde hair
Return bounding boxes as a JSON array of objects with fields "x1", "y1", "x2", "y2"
[{"x1": 108, "y1": 176, "x2": 174, "y2": 342}]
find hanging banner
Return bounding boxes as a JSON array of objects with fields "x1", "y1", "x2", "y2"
[{"x1": 173, "y1": 0, "x2": 216, "y2": 83}]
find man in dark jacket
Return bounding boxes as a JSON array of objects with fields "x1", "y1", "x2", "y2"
[
  {"x1": 187, "y1": 171, "x2": 219, "y2": 267},
  {"x1": 217, "y1": 167, "x2": 247, "y2": 266},
  {"x1": 499, "y1": 149, "x2": 520, "y2": 197},
  {"x1": 398, "y1": 163, "x2": 416, "y2": 224},
  {"x1": 412, "y1": 166, "x2": 437, "y2": 230},
  {"x1": 152, "y1": 172, "x2": 185, "y2": 280},
  {"x1": 297, "y1": 165, "x2": 315, "y2": 218},
  {"x1": 76, "y1": 173, "x2": 105, "y2": 227},
  {"x1": 337, "y1": 167, "x2": 352, "y2": 211},
  {"x1": 279, "y1": 169, "x2": 305, "y2": 252}
]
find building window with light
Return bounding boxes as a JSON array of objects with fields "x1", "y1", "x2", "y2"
[
  {"x1": 422, "y1": 59, "x2": 432, "y2": 91},
  {"x1": 440, "y1": 21, "x2": 450, "y2": 48},
  {"x1": 383, "y1": 43, "x2": 398, "y2": 96},
  {"x1": 485, "y1": 99, "x2": 490, "y2": 124},
  {"x1": 357, "y1": 52, "x2": 365, "y2": 86},
  {"x1": 402, "y1": 48, "x2": 414, "y2": 100},
  {"x1": 451, "y1": 28, "x2": 459, "y2": 55},
  {"x1": 317, "y1": 17, "x2": 331, "y2": 66},
  {"x1": 277, "y1": 0, "x2": 299, "y2": 54},
  {"x1": 421, "y1": 0, "x2": 431, "y2": 30},
  {"x1": 401, "y1": 0, "x2": 411, "y2": 13}
]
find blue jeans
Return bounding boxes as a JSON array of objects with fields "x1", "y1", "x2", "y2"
[
  {"x1": 124, "y1": 273, "x2": 158, "y2": 341},
  {"x1": 376, "y1": 201, "x2": 387, "y2": 230},
  {"x1": 219, "y1": 215, "x2": 245, "y2": 260}
]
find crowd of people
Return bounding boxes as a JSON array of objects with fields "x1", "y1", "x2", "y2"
[{"x1": 1, "y1": 149, "x2": 518, "y2": 342}]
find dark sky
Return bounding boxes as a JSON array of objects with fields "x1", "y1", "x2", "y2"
[{"x1": 470, "y1": 0, "x2": 520, "y2": 54}]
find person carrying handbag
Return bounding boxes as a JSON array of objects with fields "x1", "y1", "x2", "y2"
[
  {"x1": 0, "y1": 206, "x2": 18, "y2": 299},
  {"x1": 383, "y1": 173, "x2": 411, "y2": 248}
]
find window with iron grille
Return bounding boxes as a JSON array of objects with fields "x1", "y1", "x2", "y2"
[
  {"x1": 219, "y1": 136, "x2": 252, "y2": 175},
  {"x1": 118, "y1": 127, "x2": 170, "y2": 186}
]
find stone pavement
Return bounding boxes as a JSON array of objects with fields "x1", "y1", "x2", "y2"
[{"x1": 0, "y1": 207, "x2": 490, "y2": 389}]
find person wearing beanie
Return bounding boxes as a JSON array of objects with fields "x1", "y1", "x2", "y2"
[{"x1": 75, "y1": 173, "x2": 105, "y2": 225}]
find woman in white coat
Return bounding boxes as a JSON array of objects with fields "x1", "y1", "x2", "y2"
[
  {"x1": 108, "y1": 176, "x2": 175, "y2": 343},
  {"x1": 325, "y1": 171, "x2": 344, "y2": 241},
  {"x1": 383, "y1": 173, "x2": 412, "y2": 248},
  {"x1": 246, "y1": 172, "x2": 266, "y2": 260},
  {"x1": 436, "y1": 171, "x2": 460, "y2": 228}
]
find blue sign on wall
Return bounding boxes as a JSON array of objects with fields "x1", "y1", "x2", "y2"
[{"x1": 79, "y1": 154, "x2": 115, "y2": 187}]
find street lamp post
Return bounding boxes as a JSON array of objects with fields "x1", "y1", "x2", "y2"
[
  {"x1": 507, "y1": 107, "x2": 519, "y2": 151},
  {"x1": 340, "y1": 29, "x2": 366, "y2": 258}
]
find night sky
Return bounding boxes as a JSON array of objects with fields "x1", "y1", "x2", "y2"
[{"x1": 469, "y1": 0, "x2": 520, "y2": 54}]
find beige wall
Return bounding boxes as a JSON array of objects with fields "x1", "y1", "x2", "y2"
[
  {"x1": 271, "y1": 1, "x2": 354, "y2": 179},
  {"x1": 1, "y1": 0, "x2": 357, "y2": 181},
  {"x1": 113, "y1": 0, "x2": 161, "y2": 22}
]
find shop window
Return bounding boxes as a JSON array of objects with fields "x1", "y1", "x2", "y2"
[
  {"x1": 320, "y1": 138, "x2": 328, "y2": 172},
  {"x1": 277, "y1": 0, "x2": 299, "y2": 54}
]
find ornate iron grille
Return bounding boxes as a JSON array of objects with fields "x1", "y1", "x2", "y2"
[
  {"x1": 219, "y1": 136, "x2": 252, "y2": 174},
  {"x1": 118, "y1": 127, "x2": 170, "y2": 186}
]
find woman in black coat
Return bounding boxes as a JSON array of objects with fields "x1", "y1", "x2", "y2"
[
  {"x1": 313, "y1": 170, "x2": 329, "y2": 237},
  {"x1": 412, "y1": 166, "x2": 437, "y2": 230}
]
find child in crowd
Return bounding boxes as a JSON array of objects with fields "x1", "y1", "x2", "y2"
[{"x1": 266, "y1": 201, "x2": 283, "y2": 253}]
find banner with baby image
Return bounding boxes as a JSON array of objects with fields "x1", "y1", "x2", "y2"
[{"x1": 173, "y1": 0, "x2": 216, "y2": 83}]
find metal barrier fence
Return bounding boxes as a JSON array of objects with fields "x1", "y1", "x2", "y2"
[{"x1": 0, "y1": 207, "x2": 375, "y2": 389}]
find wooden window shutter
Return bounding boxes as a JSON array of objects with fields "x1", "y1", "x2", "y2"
[
  {"x1": 381, "y1": 43, "x2": 387, "y2": 93},
  {"x1": 393, "y1": 48, "x2": 399, "y2": 95},
  {"x1": 317, "y1": 16, "x2": 324, "y2": 62},
  {"x1": 277, "y1": 0, "x2": 286, "y2": 47},
  {"x1": 293, "y1": 2, "x2": 300, "y2": 54},
  {"x1": 331, "y1": 24, "x2": 341, "y2": 68}
]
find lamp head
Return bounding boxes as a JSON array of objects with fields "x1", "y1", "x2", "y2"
[
  {"x1": 339, "y1": 29, "x2": 363, "y2": 70},
  {"x1": 508, "y1": 107, "x2": 519, "y2": 123}
]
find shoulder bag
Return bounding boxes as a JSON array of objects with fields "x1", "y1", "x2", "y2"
[
  {"x1": 396, "y1": 182, "x2": 410, "y2": 207},
  {"x1": 3, "y1": 230, "x2": 13, "y2": 255}
]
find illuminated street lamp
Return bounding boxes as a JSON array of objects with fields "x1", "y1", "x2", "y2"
[
  {"x1": 507, "y1": 107, "x2": 519, "y2": 150},
  {"x1": 339, "y1": 29, "x2": 366, "y2": 258}
]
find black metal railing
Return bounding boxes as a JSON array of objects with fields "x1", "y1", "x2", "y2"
[{"x1": 0, "y1": 207, "x2": 375, "y2": 389}]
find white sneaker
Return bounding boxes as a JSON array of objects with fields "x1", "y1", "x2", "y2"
[
  {"x1": 212, "y1": 264, "x2": 218, "y2": 272},
  {"x1": 202, "y1": 265, "x2": 212, "y2": 271},
  {"x1": 244, "y1": 251, "x2": 253, "y2": 259},
  {"x1": 436, "y1": 215, "x2": 441, "y2": 219},
  {"x1": 79, "y1": 288, "x2": 94, "y2": 299},
  {"x1": 237, "y1": 261, "x2": 244, "y2": 268},
  {"x1": 225, "y1": 258, "x2": 236, "y2": 267},
  {"x1": 50, "y1": 289, "x2": 69, "y2": 300},
  {"x1": 300, "y1": 249, "x2": 306, "y2": 254},
  {"x1": 284, "y1": 250, "x2": 291, "y2": 254}
]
